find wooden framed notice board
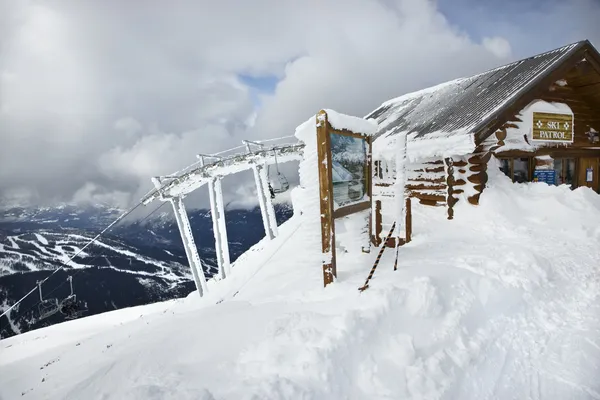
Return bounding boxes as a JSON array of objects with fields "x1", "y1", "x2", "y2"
[{"x1": 316, "y1": 110, "x2": 373, "y2": 287}]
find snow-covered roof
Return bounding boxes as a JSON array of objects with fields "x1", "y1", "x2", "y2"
[{"x1": 367, "y1": 40, "x2": 591, "y2": 146}]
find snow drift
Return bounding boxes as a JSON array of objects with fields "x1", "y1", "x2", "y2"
[{"x1": 2, "y1": 162, "x2": 600, "y2": 399}]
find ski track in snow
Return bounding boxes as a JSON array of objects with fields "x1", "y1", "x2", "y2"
[
  {"x1": 1, "y1": 169, "x2": 600, "y2": 399},
  {"x1": 34, "y1": 233, "x2": 49, "y2": 246}
]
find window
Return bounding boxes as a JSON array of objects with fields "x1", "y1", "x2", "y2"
[
  {"x1": 497, "y1": 157, "x2": 532, "y2": 183},
  {"x1": 553, "y1": 158, "x2": 575, "y2": 188},
  {"x1": 499, "y1": 158, "x2": 511, "y2": 178},
  {"x1": 513, "y1": 158, "x2": 530, "y2": 183}
]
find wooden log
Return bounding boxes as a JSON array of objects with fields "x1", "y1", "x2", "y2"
[
  {"x1": 444, "y1": 157, "x2": 455, "y2": 220},
  {"x1": 466, "y1": 154, "x2": 489, "y2": 205},
  {"x1": 458, "y1": 169, "x2": 467, "y2": 174},
  {"x1": 371, "y1": 199, "x2": 382, "y2": 247},
  {"x1": 412, "y1": 192, "x2": 446, "y2": 202},
  {"x1": 316, "y1": 110, "x2": 336, "y2": 286},
  {"x1": 467, "y1": 171, "x2": 489, "y2": 185},
  {"x1": 453, "y1": 188, "x2": 465, "y2": 194},
  {"x1": 468, "y1": 151, "x2": 492, "y2": 164},
  {"x1": 452, "y1": 160, "x2": 468, "y2": 167},
  {"x1": 472, "y1": 183, "x2": 485, "y2": 193},
  {"x1": 413, "y1": 191, "x2": 446, "y2": 199},
  {"x1": 469, "y1": 163, "x2": 486, "y2": 172},
  {"x1": 488, "y1": 145, "x2": 503, "y2": 154},
  {"x1": 405, "y1": 197, "x2": 412, "y2": 243},
  {"x1": 406, "y1": 183, "x2": 447, "y2": 191},
  {"x1": 495, "y1": 129, "x2": 508, "y2": 142},
  {"x1": 412, "y1": 166, "x2": 445, "y2": 173},
  {"x1": 467, "y1": 193, "x2": 481, "y2": 205},
  {"x1": 474, "y1": 144, "x2": 487, "y2": 154},
  {"x1": 419, "y1": 198, "x2": 440, "y2": 206},
  {"x1": 407, "y1": 176, "x2": 446, "y2": 183}
]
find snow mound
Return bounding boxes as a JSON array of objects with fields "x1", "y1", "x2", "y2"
[{"x1": 2, "y1": 164, "x2": 600, "y2": 399}]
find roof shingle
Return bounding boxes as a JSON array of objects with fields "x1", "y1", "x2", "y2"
[{"x1": 367, "y1": 41, "x2": 586, "y2": 143}]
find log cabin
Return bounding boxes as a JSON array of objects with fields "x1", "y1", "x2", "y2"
[{"x1": 367, "y1": 39, "x2": 600, "y2": 244}]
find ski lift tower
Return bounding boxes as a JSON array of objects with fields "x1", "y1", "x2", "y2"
[{"x1": 143, "y1": 138, "x2": 304, "y2": 298}]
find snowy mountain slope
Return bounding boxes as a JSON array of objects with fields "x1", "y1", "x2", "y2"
[
  {"x1": 0, "y1": 228, "x2": 194, "y2": 339},
  {"x1": 0, "y1": 202, "x2": 294, "y2": 338},
  {"x1": 0, "y1": 230, "x2": 189, "y2": 277},
  {"x1": 2, "y1": 169, "x2": 600, "y2": 399}
]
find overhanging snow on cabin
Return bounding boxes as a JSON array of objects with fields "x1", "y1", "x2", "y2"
[{"x1": 367, "y1": 39, "x2": 600, "y2": 237}]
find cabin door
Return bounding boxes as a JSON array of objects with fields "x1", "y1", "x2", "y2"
[{"x1": 578, "y1": 158, "x2": 600, "y2": 193}]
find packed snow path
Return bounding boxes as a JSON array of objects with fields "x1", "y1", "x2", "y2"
[{"x1": 2, "y1": 170, "x2": 600, "y2": 399}]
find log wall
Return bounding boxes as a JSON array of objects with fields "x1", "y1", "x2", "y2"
[{"x1": 405, "y1": 158, "x2": 447, "y2": 206}]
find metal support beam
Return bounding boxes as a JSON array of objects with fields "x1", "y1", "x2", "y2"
[
  {"x1": 141, "y1": 143, "x2": 304, "y2": 205},
  {"x1": 169, "y1": 196, "x2": 208, "y2": 297},
  {"x1": 259, "y1": 163, "x2": 278, "y2": 238},
  {"x1": 252, "y1": 164, "x2": 277, "y2": 240},
  {"x1": 208, "y1": 177, "x2": 231, "y2": 279}
]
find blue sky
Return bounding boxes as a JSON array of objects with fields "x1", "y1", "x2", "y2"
[{"x1": 238, "y1": 74, "x2": 279, "y2": 105}]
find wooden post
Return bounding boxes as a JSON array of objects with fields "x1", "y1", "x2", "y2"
[
  {"x1": 444, "y1": 157, "x2": 456, "y2": 220},
  {"x1": 316, "y1": 110, "x2": 336, "y2": 286},
  {"x1": 372, "y1": 199, "x2": 382, "y2": 246},
  {"x1": 365, "y1": 137, "x2": 373, "y2": 253},
  {"x1": 405, "y1": 197, "x2": 412, "y2": 243}
]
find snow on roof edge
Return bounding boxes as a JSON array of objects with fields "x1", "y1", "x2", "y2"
[{"x1": 374, "y1": 127, "x2": 476, "y2": 161}]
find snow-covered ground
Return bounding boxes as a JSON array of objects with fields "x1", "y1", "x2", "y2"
[{"x1": 2, "y1": 167, "x2": 600, "y2": 399}]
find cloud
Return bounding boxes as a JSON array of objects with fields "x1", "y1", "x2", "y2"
[
  {"x1": 483, "y1": 37, "x2": 512, "y2": 59},
  {"x1": 1, "y1": 0, "x2": 598, "y2": 210}
]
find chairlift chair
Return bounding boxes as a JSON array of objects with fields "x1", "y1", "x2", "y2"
[
  {"x1": 59, "y1": 276, "x2": 86, "y2": 320},
  {"x1": 267, "y1": 150, "x2": 290, "y2": 196},
  {"x1": 37, "y1": 281, "x2": 60, "y2": 320}
]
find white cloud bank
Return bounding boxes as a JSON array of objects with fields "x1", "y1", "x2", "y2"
[{"x1": 0, "y1": 0, "x2": 597, "y2": 209}]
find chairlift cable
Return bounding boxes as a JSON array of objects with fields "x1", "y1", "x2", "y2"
[
  {"x1": 0, "y1": 199, "x2": 164, "y2": 319},
  {"x1": 12, "y1": 201, "x2": 170, "y2": 323}
]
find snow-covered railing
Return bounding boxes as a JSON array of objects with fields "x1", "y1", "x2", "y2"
[{"x1": 142, "y1": 139, "x2": 304, "y2": 204}]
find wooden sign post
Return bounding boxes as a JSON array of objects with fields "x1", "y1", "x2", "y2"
[{"x1": 316, "y1": 110, "x2": 373, "y2": 287}]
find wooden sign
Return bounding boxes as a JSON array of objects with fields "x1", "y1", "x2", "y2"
[
  {"x1": 316, "y1": 110, "x2": 373, "y2": 287},
  {"x1": 532, "y1": 112, "x2": 574, "y2": 143}
]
